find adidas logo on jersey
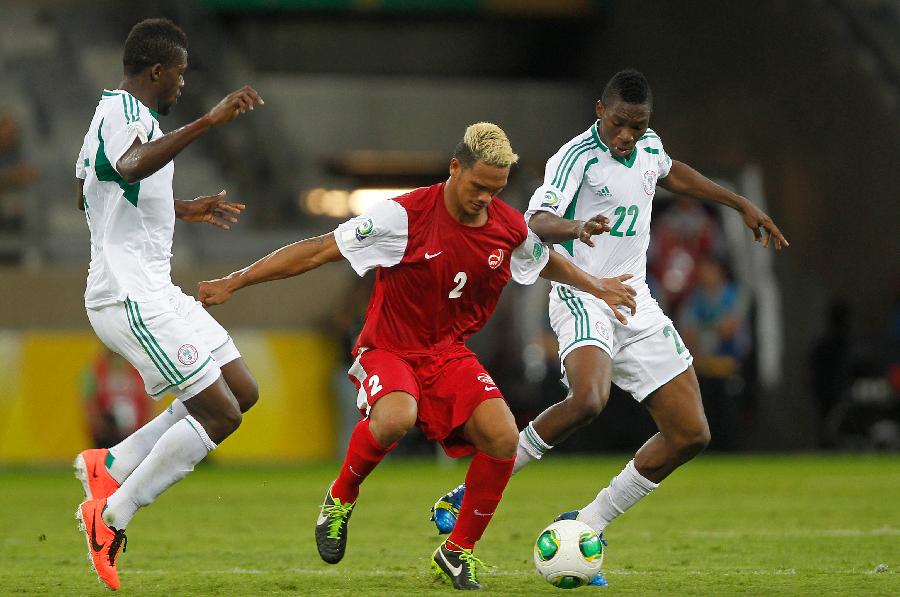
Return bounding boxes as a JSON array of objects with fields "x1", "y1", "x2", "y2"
[{"x1": 597, "y1": 186, "x2": 612, "y2": 198}]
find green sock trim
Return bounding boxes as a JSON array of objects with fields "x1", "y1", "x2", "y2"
[{"x1": 105, "y1": 451, "x2": 116, "y2": 470}]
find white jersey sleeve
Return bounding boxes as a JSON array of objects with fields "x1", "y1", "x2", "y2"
[
  {"x1": 510, "y1": 228, "x2": 550, "y2": 285},
  {"x1": 334, "y1": 199, "x2": 409, "y2": 276},
  {"x1": 643, "y1": 129, "x2": 672, "y2": 179},
  {"x1": 525, "y1": 130, "x2": 597, "y2": 222},
  {"x1": 102, "y1": 97, "x2": 151, "y2": 177}
]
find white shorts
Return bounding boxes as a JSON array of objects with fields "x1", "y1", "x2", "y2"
[
  {"x1": 86, "y1": 287, "x2": 240, "y2": 400},
  {"x1": 549, "y1": 285, "x2": 693, "y2": 401}
]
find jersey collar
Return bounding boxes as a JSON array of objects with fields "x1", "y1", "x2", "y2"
[{"x1": 592, "y1": 120, "x2": 638, "y2": 169}]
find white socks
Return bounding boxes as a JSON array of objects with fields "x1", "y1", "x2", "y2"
[
  {"x1": 103, "y1": 415, "x2": 216, "y2": 529},
  {"x1": 578, "y1": 459, "x2": 658, "y2": 532},
  {"x1": 107, "y1": 400, "x2": 188, "y2": 483},
  {"x1": 513, "y1": 422, "x2": 553, "y2": 475}
]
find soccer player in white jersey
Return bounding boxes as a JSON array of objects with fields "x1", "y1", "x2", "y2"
[
  {"x1": 430, "y1": 70, "x2": 789, "y2": 585},
  {"x1": 72, "y1": 18, "x2": 264, "y2": 590}
]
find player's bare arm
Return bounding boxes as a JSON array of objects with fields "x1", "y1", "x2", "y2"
[
  {"x1": 530, "y1": 211, "x2": 611, "y2": 247},
  {"x1": 116, "y1": 86, "x2": 264, "y2": 184},
  {"x1": 76, "y1": 178, "x2": 85, "y2": 211},
  {"x1": 658, "y1": 160, "x2": 789, "y2": 250},
  {"x1": 540, "y1": 250, "x2": 637, "y2": 324},
  {"x1": 175, "y1": 190, "x2": 245, "y2": 230},
  {"x1": 198, "y1": 232, "x2": 343, "y2": 306}
]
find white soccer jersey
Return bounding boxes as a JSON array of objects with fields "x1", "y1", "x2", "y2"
[
  {"x1": 76, "y1": 89, "x2": 175, "y2": 308},
  {"x1": 526, "y1": 121, "x2": 672, "y2": 304}
]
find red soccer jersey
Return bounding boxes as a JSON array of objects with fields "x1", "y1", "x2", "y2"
[{"x1": 334, "y1": 182, "x2": 548, "y2": 355}]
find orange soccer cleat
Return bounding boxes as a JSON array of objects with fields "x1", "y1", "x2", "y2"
[
  {"x1": 76, "y1": 498, "x2": 127, "y2": 591},
  {"x1": 74, "y1": 449, "x2": 121, "y2": 500}
]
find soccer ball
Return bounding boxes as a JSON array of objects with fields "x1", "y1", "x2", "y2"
[{"x1": 533, "y1": 519, "x2": 604, "y2": 589}]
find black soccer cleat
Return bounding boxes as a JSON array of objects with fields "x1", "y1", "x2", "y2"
[
  {"x1": 431, "y1": 540, "x2": 488, "y2": 590},
  {"x1": 314, "y1": 485, "x2": 355, "y2": 564}
]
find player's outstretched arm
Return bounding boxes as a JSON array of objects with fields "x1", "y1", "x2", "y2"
[
  {"x1": 540, "y1": 251, "x2": 636, "y2": 324},
  {"x1": 529, "y1": 212, "x2": 610, "y2": 247},
  {"x1": 175, "y1": 190, "x2": 245, "y2": 230},
  {"x1": 198, "y1": 232, "x2": 343, "y2": 306},
  {"x1": 116, "y1": 86, "x2": 264, "y2": 184},
  {"x1": 658, "y1": 160, "x2": 789, "y2": 250}
]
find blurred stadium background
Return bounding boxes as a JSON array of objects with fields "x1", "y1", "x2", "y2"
[{"x1": 0, "y1": 0, "x2": 898, "y2": 465}]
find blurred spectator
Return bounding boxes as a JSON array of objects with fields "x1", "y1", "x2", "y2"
[
  {"x1": 649, "y1": 196, "x2": 724, "y2": 311},
  {"x1": 0, "y1": 111, "x2": 39, "y2": 231},
  {"x1": 83, "y1": 347, "x2": 153, "y2": 448},
  {"x1": 678, "y1": 256, "x2": 751, "y2": 450}
]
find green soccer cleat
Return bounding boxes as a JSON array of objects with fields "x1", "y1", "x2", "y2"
[
  {"x1": 431, "y1": 540, "x2": 489, "y2": 590},
  {"x1": 315, "y1": 485, "x2": 355, "y2": 564}
]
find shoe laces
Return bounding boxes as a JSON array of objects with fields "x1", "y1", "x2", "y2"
[
  {"x1": 322, "y1": 501, "x2": 353, "y2": 540},
  {"x1": 108, "y1": 528, "x2": 127, "y2": 566},
  {"x1": 447, "y1": 541, "x2": 491, "y2": 585}
]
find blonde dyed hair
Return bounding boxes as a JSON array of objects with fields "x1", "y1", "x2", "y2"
[{"x1": 455, "y1": 122, "x2": 519, "y2": 168}]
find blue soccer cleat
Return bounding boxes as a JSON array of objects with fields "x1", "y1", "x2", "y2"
[
  {"x1": 430, "y1": 483, "x2": 466, "y2": 534},
  {"x1": 555, "y1": 510, "x2": 610, "y2": 587}
]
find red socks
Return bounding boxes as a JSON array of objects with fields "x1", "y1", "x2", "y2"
[
  {"x1": 448, "y1": 451, "x2": 515, "y2": 550},
  {"x1": 330, "y1": 419, "x2": 395, "y2": 504}
]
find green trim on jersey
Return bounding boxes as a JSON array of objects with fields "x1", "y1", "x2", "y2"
[
  {"x1": 612, "y1": 147, "x2": 638, "y2": 168},
  {"x1": 593, "y1": 120, "x2": 638, "y2": 168},
  {"x1": 148, "y1": 120, "x2": 156, "y2": 140},
  {"x1": 639, "y1": 129, "x2": 659, "y2": 140},
  {"x1": 591, "y1": 121, "x2": 607, "y2": 151},
  {"x1": 552, "y1": 135, "x2": 595, "y2": 188},
  {"x1": 94, "y1": 118, "x2": 140, "y2": 207},
  {"x1": 643, "y1": 147, "x2": 659, "y2": 155},
  {"x1": 559, "y1": 157, "x2": 598, "y2": 256},
  {"x1": 148, "y1": 106, "x2": 160, "y2": 119}
]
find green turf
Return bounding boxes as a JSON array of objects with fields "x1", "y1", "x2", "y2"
[{"x1": 1, "y1": 455, "x2": 898, "y2": 595}]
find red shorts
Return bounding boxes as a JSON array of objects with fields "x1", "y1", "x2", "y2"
[{"x1": 347, "y1": 347, "x2": 505, "y2": 457}]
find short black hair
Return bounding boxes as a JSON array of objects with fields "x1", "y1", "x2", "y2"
[
  {"x1": 601, "y1": 69, "x2": 652, "y2": 107},
  {"x1": 453, "y1": 141, "x2": 478, "y2": 169},
  {"x1": 123, "y1": 18, "x2": 188, "y2": 76}
]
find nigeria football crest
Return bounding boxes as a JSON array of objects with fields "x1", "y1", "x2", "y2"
[
  {"x1": 177, "y1": 344, "x2": 199, "y2": 366},
  {"x1": 642, "y1": 170, "x2": 657, "y2": 195}
]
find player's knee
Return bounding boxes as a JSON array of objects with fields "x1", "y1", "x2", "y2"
[
  {"x1": 233, "y1": 376, "x2": 259, "y2": 413},
  {"x1": 675, "y1": 423, "x2": 711, "y2": 461},
  {"x1": 481, "y1": 425, "x2": 518, "y2": 459},
  {"x1": 370, "y1": 404, "x2": 416, "y2": 445},
  {"x1": 215, "y1": 403, "x2": 243, "y2": 439},
  {"x1": 570, "y1": 384, "x2": 610, "y2": 422}
]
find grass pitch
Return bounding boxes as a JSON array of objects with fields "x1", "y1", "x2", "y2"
[{"x1": 1, "y1": 454, "x2": 898, "y2": 596}]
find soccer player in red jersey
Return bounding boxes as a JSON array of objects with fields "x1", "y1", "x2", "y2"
[{"x1": 199, "y1": 123, "x2": 636, "y2": 590}]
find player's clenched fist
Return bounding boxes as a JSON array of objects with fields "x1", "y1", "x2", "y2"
[
  {"x1": 198, "y1": 277, "x2": 234, "y2": 307},
  {"x1": 206, "y1": 85, "x2": 264, "y2": 126},
  {"x1": 588, "y1": 274, "x2": 637, "y2": 324}
]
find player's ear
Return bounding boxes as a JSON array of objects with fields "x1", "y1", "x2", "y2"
[
  {"x1": 150, "y1": 63, "x2": 163, "y2": 82},
  {"x1": 449, "y1": 158, "x2": 460, "y2": 178},
  {"x1": 595, "y1": 101, "x2": 604, "y2": 120}
]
